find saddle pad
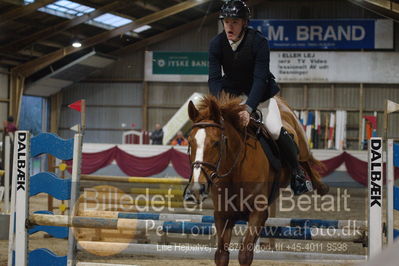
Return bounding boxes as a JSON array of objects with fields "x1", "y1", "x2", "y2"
[{"x1": 258, "y1": 135, "x2": 281, "y2": 172}]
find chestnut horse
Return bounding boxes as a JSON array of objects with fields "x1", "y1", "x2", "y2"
[{"x1": 185, "y1": 94, "x2": 328, "y2": 266}]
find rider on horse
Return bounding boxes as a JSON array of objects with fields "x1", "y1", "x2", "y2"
[{"x1": 208, "y1": 0, "x2": 312, "y2": 195}]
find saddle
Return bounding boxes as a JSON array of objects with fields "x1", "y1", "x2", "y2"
[{"x1": 247, "y1": 111, "x2": 282, "y2": 172}]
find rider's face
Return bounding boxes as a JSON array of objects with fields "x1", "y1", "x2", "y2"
[{"x1": 223, "y1": 18, "x2": 246, "y2": 42}]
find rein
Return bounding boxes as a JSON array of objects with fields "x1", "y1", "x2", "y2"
[{"x1": 190, "y1": 120, "x2": 247, "y2": 184}]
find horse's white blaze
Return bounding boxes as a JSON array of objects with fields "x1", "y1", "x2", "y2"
[{"x1": 192, "y1": 129, "x2": 206, "y2": 189}]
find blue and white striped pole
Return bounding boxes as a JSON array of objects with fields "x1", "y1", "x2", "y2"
[{"x1": 79, "y1": 210, "x2": 367, "y2": 230}]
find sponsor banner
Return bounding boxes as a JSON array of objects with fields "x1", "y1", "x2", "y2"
[
  {"x1": 269, "y1": 51, "x2": 399, "y2": 83},
  {"x1": 145, "y1": 51, "x2": 399, "y2": 83},
  {"x1": 249, "y1": 19, "x2": 393, "y2": 50},
  {"x1": 145, "y1": 51, "x2": 208, "y2": 82},
  {"x1": 152, "y1": 51, "x2": 208, "y2": 75}
]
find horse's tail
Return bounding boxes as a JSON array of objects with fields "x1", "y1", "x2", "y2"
[
  {"x1": 275, "y1": 96, "x2": 329, "y2": 195},
  {"x1": 300, "y1": 153, "x2": 329, "y2": 195},
  {"x1": 304, "y1": 151, "x2": 325, "y2": 180}
]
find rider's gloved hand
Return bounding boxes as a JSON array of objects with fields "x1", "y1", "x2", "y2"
[{"x1": 239, "y1": 110, "x2": 250, "y2": 126}]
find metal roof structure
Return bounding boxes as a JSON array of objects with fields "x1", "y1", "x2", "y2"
[
  {"x1": 0, "y1": 0, "x2": 226, "y2": 97},
  {"x1": 1, "y1": 0, "x2": 398, "y2": 69},
  {"x1": 0, "y1": 0, "x2": 221, "y2": 70}
]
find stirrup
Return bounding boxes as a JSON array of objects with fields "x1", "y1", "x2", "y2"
[{"x1": 291, "y1": 168, "x2": 313, "y2": 195}]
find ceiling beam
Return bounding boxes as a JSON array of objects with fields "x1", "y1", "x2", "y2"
[
  {"x1": 0, "y1": 51, "x2": 30, "y2": 61},
  {"x1": 1, "y1": 0, "x2": 26, "y2": 4},
  {"x1": 0, "y1": 0, "x2": 131, "y2": 53},
  {"x1": 112, "y1": 13, "x2": 218, "y2": 55},
  {"x1": 0, "y1": 0, "x2": 55, "y2": 25},
  {"x1": 347, "y1": 0, "x2": 399, "y2": 21},
  {"x1": 44, "y1": 30, "x2": 124, "y2": 49},
  {"x1": 18, "y1": 49, "x2": 44, "y2": 57},
  {"x1": 72, "y1": 0, "x2": 135, "y2": 19},
  {"x1": 36, "y1": 40, "x2": 64, "y2": 49},
  {"x1": 0, "y1": 59, "x2": 21, "y2": 66},
  {"x1": 134, "y1": 1, "x2": 160, "y2": 12},
  {"x1": 71, "y1": 0, "x2": 168, "y2": 32},
  {"x1": 134, "y1": 0, "x2": 189, "y2": 24},
  {"x1": 170, "y1": 0, "x2": 207, "y2": 15},
  {"x1": 12, "y1": 0, "x2": 212, "y2": 77}
]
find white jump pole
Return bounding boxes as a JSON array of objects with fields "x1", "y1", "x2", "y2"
[
  {"x1": 77, "y1": 241, "x2": 366, "y2": 261},
  {"x1": 13, "y1": 131, "x2": 30, "y2": 266},
  {"x1": 386, "y1": 139, "x2": 394, "y2": 245},
  {"x1": 368, "y1": 137, "x2": 383, "y2": 259},
  {"x1": 7, "y1": 137, "x2": 18, "y2": 266},
  {"x1": 4, "y1": 136, "x2": 11, "y2": 213},
  {"x1": 67, "y1": 133, "x2": 83, "y2": 266}
]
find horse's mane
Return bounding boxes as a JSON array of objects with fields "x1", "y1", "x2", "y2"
[
  {"x1": 196, "y1": 93, "x2": 246, "y2": 132},
  {"x1": 195, "y1": 94, "x2": 297, "y2": 133}
]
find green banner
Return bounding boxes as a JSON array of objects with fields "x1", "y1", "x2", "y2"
[{"x1": 152, "y1": 52, "x2": 209, "y2": 75}]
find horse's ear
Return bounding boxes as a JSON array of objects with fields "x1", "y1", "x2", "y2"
[
  {"x1": 188, "y1": 101, "x2": 199, "y2": 121},
  {"x1": 209, "y1": 99, "x2": 221, "y2": 123}
]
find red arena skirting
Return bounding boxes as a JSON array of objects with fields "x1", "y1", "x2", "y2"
[
  {"x1": 316, "y1": 151, "x2": 399, "y2": 186},
  {"x1": 66, "y1": 146, "x2": 191, "y2": 179},
  {"x1": 67, "y1": 148, "x2": 399, "y2": 186}
]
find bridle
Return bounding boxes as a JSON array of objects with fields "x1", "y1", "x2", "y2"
[{"x1": 188, "y1": 119, "x2": 247, "y2": 185}]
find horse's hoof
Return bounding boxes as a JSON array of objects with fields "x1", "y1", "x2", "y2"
[{"x1": 317, "y1": 183, "x2": 330, "y2": 196}]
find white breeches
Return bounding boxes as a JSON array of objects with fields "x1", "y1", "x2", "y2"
[
  {"x1": 241, "y1": 96, "x2": 283, "y2": 140},
  {"x1": 260, "y1": 98, "x2": 283, "y2": 140}
]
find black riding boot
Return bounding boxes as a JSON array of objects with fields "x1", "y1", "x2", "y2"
[{"x1": 276, "y1": 128, "x2": 313, "y2": 195}]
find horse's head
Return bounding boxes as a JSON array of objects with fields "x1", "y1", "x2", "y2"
[{"x1": 184, "y1": 99, "x2": 226, "y2": 204}]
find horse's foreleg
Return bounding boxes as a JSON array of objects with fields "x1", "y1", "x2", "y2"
[
  {"x1": 214, "y1": 218, "x2": 234, "y2": 266},
  {"x1": 238, "y1": 210, "x2": 268, "y2": 266}
]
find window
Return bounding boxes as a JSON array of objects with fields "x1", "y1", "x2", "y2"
[{"x1": 24, "y1": 0, "x2": 151, "y2": 33}]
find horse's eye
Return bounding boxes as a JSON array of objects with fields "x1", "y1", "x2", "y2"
[{"x1": 213, "y1": 141, "x2": 220, "y2": 147}]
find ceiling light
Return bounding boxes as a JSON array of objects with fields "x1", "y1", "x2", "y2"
[
  {"x1": 72, "y1": 41, "x2": 82, "y2": 48},
  {"x1": 134, "y1": 25, "x2": 151, "y2": 33}
]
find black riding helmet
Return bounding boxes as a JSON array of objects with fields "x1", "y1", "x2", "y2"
[{"x1": 219, "y1": 0, "x2": 251, "y2": 20}]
